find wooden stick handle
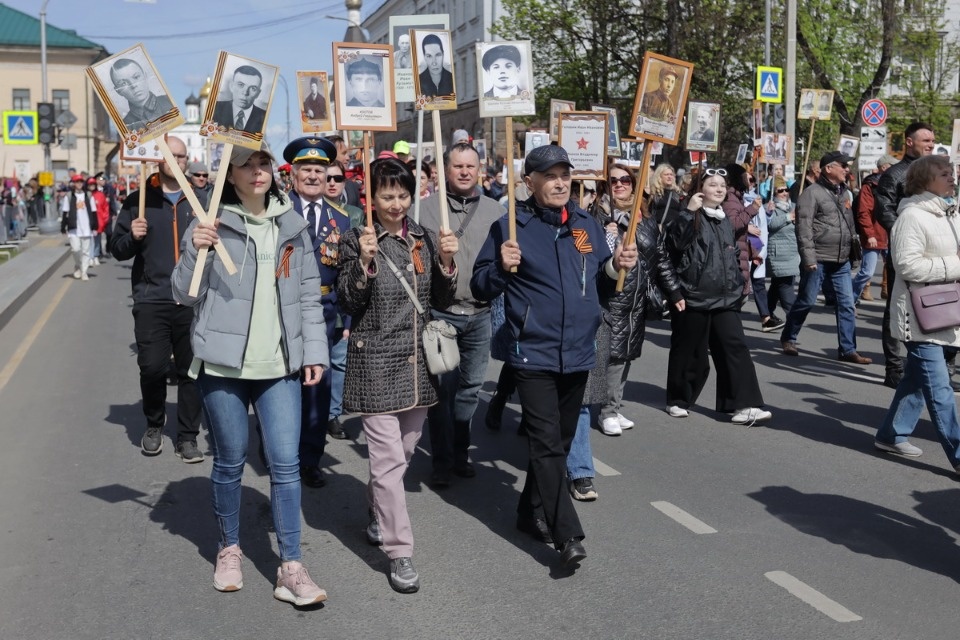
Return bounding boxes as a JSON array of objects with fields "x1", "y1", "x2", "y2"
[
  {"x1": 799, "y1": 119, "x2": 816, "y2": 197},
  {"x1": 432, "y1": 111, "x2": 450, "y2": 232},
  {"x1": 505, "y1": 116, "x2": 517, "y2": 273},
  {"x1": 137, "y1": 163, "x2": 146, "y2": 219},
  {"x1": 616, "y1": 143, "x2": 652, "y2": 292},
  {"x1": 187, "y1": 142, "x2": 234, "y2": 297},
  {"x1": 413, "y1": 110, "x2": 425, "y2": 224},
  {"x1": 363, "y1": 132, "x2": 373, "y2": 228}
]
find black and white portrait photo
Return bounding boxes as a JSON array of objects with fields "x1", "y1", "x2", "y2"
[
  {"x1": 202, "y1": 51, "x2": 278, "y2": 148},
  {"x1": 550, "y1": 99, "x2": 575, "y2": 141},
  {"x1": 297, "y1": 71, "x2": 332, "y2": 134},
  {"x1": 476, "y1": 41, "x2": 536, "y2": 118},
  {"x1": 86, "y1": 44, "x2": 183, "y2": 144},
  {"x1": 388, "y1": 15, "x2": 450, "y2": 102},
  {"x1": 333, "y1": 43, "x2": 396, "y2": 132},
  {"x1": 525, "y1": 131, "x2": 549, "y2": 154},
  {"x1": 591, "y1": 104, "x2": 622, "y2": 157},
  {"x1": 798, "y1": 88, "x2": 816, "y2": 120},
  {"x1": 685, "y1": 101, "x2": 720, "y2": 153},
  {"x1": 411, "y1": 29, "x2": 457, "y2": 110}
]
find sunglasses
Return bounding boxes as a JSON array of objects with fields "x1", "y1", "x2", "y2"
[
  {"x1": 326, "y1": 175, "x2": 346, "y2": 183},
  {"x1": 704, "y1": 168, "x2": 728, "y2": 177},
  {"x1": 776, "y1": 188, "x2": 789, "y2": 193},
  {"x1": 609, "y1": 176, "x2": 634, "y2": 186},
  {"x1": 193, "y1": 173, "x2": 208, "y2": 178}
]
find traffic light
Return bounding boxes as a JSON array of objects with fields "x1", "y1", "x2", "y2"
[
  {"x1": 37, "y1": 102, "x2": 56, "y2": 145},
  {"x1": 773, "y1": 105, "x2": 786, "y2": 134}
]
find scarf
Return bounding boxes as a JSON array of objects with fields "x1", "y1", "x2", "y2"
[{"x1": 702, "y1": 205, "x2": 726, "y2": 220}]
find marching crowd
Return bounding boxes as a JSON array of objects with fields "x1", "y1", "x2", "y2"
[{"x1": 49, "y1": 118, "x2": 960, "y2": 606}]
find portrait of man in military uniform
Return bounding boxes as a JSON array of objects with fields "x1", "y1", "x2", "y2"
[{"x1": 629, "y1": 52, "x2": 693, "y2": 146}]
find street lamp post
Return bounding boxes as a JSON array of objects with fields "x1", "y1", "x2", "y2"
[
  {"x1": 276, "y1": 74, "x2": 291, "y2": 144},
  {"x1": 38, "y1": 0, "x2": 60, "y2": 234}
]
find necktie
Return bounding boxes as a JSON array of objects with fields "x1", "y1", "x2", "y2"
[
  {"x1": 306, "y1": 202, "x2": 317, "y2": 243},
  {"x1": 235, "y1": 110, "x2": 245, "y2": 130}
]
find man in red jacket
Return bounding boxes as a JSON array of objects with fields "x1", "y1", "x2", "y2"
[{"x1": 852, "y1": 154, "x2": 895, "y2": 301}]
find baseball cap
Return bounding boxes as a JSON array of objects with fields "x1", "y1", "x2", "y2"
[
  {"x1": 452, "y1": 129, "x2": 470, "y2": 145},
  {"x1": 820, "y1": 150, "x2": 854, "y2": 168},
  {"x1": 230, "y1": 142, "x2": 275, "y2": 167},
  {"x1": 188, "y1": 161, "x2": 208, "y2": 175},
  {"x1": 393, "y1": 140, "x2": 411, "y2": 155},
  {"x1": 877, "y1": 154, "x2": 898, "y2": 169},
  {"x1": 524, "y1": 145, "x2": 574, "y2": 175}
]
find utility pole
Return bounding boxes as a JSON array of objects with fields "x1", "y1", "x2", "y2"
[{"x1": 785, "y1": 0, "x2": 797, "y2": 171}]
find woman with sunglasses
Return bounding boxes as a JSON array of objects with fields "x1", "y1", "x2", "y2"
[
  {"x1": 662, "y1": 168, "x2": 771, "y2": 425},
  {"x1": 764, "y1": 176, "x2": 799, "y2": 321},
  {"x1": 324, "y1": 161, "x2": 364, "y2": 228},
  {"x1": 648, "y1": 163, "x2": 684, "y2": 227}
]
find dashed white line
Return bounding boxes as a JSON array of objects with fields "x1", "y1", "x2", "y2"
[
  {"x1": 592, "y1": 457, "x2": 621, "y2": 476},
  {"x1": 650, "y1": 501, "x2": 718, "y2": 534},
  {"x1": 765, "y1": 571, "x2": 862, "y2": 622}
]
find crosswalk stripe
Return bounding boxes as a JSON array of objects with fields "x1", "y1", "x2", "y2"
[
  {"x1": 650, "y1": 501, "x2": 718, "y2": 534},
  {"x1": 765, "y1": 571, "x2": 862, "y2": 622}
]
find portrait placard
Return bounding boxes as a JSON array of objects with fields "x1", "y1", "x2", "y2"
[
  {"x1": 837, "y1": 134, "x2": 859, "y2": 158},
  {"x1": 952, "y1": 119, "x2": 960, "y2": 163},
  {"x1": 685, "y1": 101, "x2": 720, "y2": 153},
  {"x1": 760, "y1": 132, "x2": 790, "y2": 164},
  {"x1": 86, "y1": 43, "x2": 183, "y2": 147},
  {"x1": 549, "y1": 99, "x2": 575, "y2": 141},
  {"x1": 120, "y1": 136, "x2": 164, "y2": 165},
  {"x1": 591, "y1": 105, "x2": 621, "y2": 157},
  {"x1": 751, "y1": 100, "x2": 763, "y2": 144},
  {"x1": 629, "y1": 51, "x2": 694, "y2": 145},
  {"x1": 389, "y1": 14, "x2": 449, "y2": 102},
  {"x1": 411, "y1": 29, "x2": 457, "y2": 110},
  {"x1": 558, "y1": 111, "x2": 609, "y2": 180},
  {"x1": 332, "y1": 43, "x2": 396, "y2": 132},
  {"x1": 475, "y1": 139, "x2": 488, "y2": 164},
  {"x1": 620, "y1": 138, "x2": 645, "y2": 167},
  {"x1": 815, "y1": 90, "x2": 835, "y2": 121},
  {"x1": 524, "y1": 131, "x2": 550, "y2": 154},
  {"x1": 296, "y1": 71, "x2": 333, "y2": 134},
  {"x1": 735, "y1": 143, "x2": 749, "y2": 165},
  {"x1": 476, "y1": 41, "x2": 536, "y2": 118},
  {"x1": 798, "y1": 88, "x2": 817, "y2": 120},
  {"x1": 201, "y1": 51, "x2": 279, "y2": 150},
  {"x1": 207, "y1": 140, "x2": 226, "y2": 173}
]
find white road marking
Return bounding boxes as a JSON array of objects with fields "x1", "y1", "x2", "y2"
[
  {"x1": 650, "y1": 501, "x2": 718, "y2": 534},
  {"x1": 765, "y1": 571, "x2": 862, "y2": 622},
  {"x1": 592, "y1": 457, "x2": 621, "y2": 476},
  {"x1": 0, "y1": 280, "x2": 70, "y2": 393}
]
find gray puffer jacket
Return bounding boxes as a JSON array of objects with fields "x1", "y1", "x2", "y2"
[
  {"x1": 171, "y1": 199, "x2": 328, "y2": 374},
  {"x1": 795, "y1": 176, "x2": 856, "y2": 267},
  {"x1": 336, "y1": 220, "x2": 457, "y2": 415}
]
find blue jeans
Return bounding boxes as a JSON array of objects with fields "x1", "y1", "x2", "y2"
[
  {"x1": 852, "y1": 249, "x2": 884, "y2": 299},
  {"x1": 566, "y1": 405, "x2": 595, "y2": 480},
  {"x1": 780, "y1": 261, "x2": 858, "y2": 356},
  {"x1": 427, "y1": 309, "x2": 492, "y2": 471},
  {"x1": 876, "y1": 342, "x2": 960, "y2": 467},
  {"x1": 327, "y1": 329, "x2": 348, "y2": 420},
  {"x1": 198, "y1": 372, "x2": 303, "y2": 561}
]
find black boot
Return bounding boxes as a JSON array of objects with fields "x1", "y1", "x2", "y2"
[{"x1": 485, "y1": 392, "x2": 507, "y2": 431}]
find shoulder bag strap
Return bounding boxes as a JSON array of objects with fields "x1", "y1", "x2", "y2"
[{"x1": 381, "y1": 252, "x2": 426, "y2": 315}]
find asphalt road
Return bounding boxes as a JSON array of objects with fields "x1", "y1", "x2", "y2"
[{"x1": 0, "y1": 258, "x2": 957, "y2": 640}]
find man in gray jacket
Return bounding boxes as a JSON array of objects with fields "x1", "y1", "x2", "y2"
[
  {"x1": 780, "y1": 151, "x2": 871, "y2": 364},
  {"x1": 419, "y1": 142, "x2": 504, "y2": 487}
]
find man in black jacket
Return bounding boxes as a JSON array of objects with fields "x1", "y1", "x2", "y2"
[
  {"x1": 874, "y1": 122, "x2": 935, "y2": 387},
  {"x1": 109, "y1": 136, "x2": 206, "y2": 462}
]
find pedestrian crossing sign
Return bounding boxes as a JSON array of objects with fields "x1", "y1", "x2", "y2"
[
  {"x1": 756, "y1": 67, "x2": 783, "y2": 103},
  {"x1": 2, "y1": 111, "x2": 38, "y2": 145}
]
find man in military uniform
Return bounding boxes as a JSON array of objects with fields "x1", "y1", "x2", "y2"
[
  {"x1": 283, "y1": 136, "x2": 352, "y2": 487},
  {"x1": 638, "y1": 65, "x2": 679, "y2": 124}
]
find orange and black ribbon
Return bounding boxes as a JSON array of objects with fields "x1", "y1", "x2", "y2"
[
  {"x1": 571, "y1": 228, "x2": 592, "y2": 254},
  {"x1": 411, "y1": 240, "x2": 425, "y2": 274},
  {"x1": 275, "y1": 244, "x2": 294, "y2": 279}
]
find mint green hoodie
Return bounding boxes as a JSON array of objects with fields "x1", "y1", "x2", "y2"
[{"x1": 204, "y1": 199, "x2": 287, "y2": 380}]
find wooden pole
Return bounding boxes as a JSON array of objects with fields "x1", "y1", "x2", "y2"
[
  {"x1": 616, "y1": 142, "x2": 653, "y2": 292},
  {"x1": 413, "y1": 109, "x2": 424, "y2": 224},
  {"x1": 156, "y1": 138, "x2": 236, "y2": 275},
  {"x1": 431, "y1": 110, "x2": 449, "y2": 232},
  {"x1": 798, "y1": 119, "x2": 816, "y2": 197},
  {"x1": 137, "y1": 162, "x2": 146, "y2": 219},
  {"x1": 188, "y1": 142, "x2": 233, "y2": 297},
  {"x1": 505, "y1": 116, "x2": 517, "y2": 273},
  {"x1": 363, "y1": 131, "x2": 373, "y2": 228}
]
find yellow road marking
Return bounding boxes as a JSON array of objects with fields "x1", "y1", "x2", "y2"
[{"x1": 0, "y1": 280, "x2": 71, "y2": 393}]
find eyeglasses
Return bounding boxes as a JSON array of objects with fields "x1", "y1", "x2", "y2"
[
  {"x1": 704, "y1": 168, "x2": 728, "y2": 177},
  {"x1": 193, "y1": 173, "x2": 208, "y2": 178},
  {"x1": 609, "y1": 176, "x2": 634, "y2": 185},
  {"x1": 776, "y1": 188, "x2": 789, "y2": 193},
  {"x1": 326, "y1": 175, "x2": 346, "y2": 183}
]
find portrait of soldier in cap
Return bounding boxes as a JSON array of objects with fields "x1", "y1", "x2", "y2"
[
  {"x1": 302, "y1": 76, "x2": 327, "y2": 120},
  {"x1": 476, "y1": 40, "x2": 535, "y2": 118},
  {"x1": 481, "y1": 44, "x2": 523, "y2": 98},
  {"x1": 333, "y1": 44, "x2": 396, "y2": 131},
  {"x1": 639, "y1": 64, "x2": 679, "y2": 123},
  {"x1": 346, "y1": 57, "x2": 385, "y2": 108}
]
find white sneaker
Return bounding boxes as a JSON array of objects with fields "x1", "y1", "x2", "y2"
[
  {"x1": 81, "y1": 272, "x2": 89, "y2": 281},
  {"x1": 599, "y1": 416, "x2": 622, "y2": 436},
  {"x1": 874, "y1": 439, "x2": 923, "y2": 457},
  {"x1": 616, "y1": 413, "x2": 634, "y2": 429},
  {"x1": 731, "y1": 408, "x2": 772, "y2": 425},
  {"x1": 666, "y1": 405, "x2": 689, "y2": 418},
  {"x1": 91, "y1": 257, "x2": 100, "y2": 266},
  {"x1": 73, "y1": 269, "x2": 81, "y2": 279}
]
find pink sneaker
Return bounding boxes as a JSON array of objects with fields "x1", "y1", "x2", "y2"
[
  {"x1": 213, "y1": 544, "x2": 243, "y2": 592},
  {"x1": 274, "y1": 563, "x2": 327, "y2": 607}
]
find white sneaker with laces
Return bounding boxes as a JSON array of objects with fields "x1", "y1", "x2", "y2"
[
  {"x1": 731, "y1": 408, "x2": 772, "y2": 425},
  {"x1": 666, "y1": 405, "x2": 689, "y2": 418},
  {"x1": 599, "y1": 417, "x2": 622, "y2": 436},
  {"x1": 874, "y1": 439, "x2": 923, "y2": 457},
  {"x1": 616, "y1": 413, "x2": 634, "y2": 429},
  {"x1": 73, "y1": 270, "x2": 81, "y2": 279}
]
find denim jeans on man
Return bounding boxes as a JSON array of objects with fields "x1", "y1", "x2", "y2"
[
  {"x1": 427, "y1": 309, "x2": 492, "y2": 472},
  {"x1": 567, "y1": 405, "x2": 596, "y2": 480},
  {"x1": 852, "y1": 249, "x2": 884, "y2": 299},
  {"x1": 876, "y1": 342, "x2": 960, "y2": 467},
  {"x1": 327, "y1": 330, "x2": 348, "y2": 421},
  {"x1": 198, "y1": 372, "x2": 304, "y2": 561},
  {"x1": 780, "y1": 261, "x2": 858, "y2": 356}
]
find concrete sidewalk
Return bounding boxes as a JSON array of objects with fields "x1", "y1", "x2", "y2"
[{"x1": 0, "y1": 234, "x2": 71, "y2": 331}]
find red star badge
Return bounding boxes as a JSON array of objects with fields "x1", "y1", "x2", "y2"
[{"x1": 576, "y1": 137, "x2": 589, "y2": 150}]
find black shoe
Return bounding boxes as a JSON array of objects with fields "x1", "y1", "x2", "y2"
[
  {"x1": 559, "y1": 539, "x2": 587, "y2": 568},
  {"x1": 883, "y1": 370, "x2": 903, "y2": 389},
  {"x1": 453, "y1": 461, "x2": 476, "y2": 478},
  {"x1": 366, "y1": 510, "x2": 383, "y2": 546},
  {"x1": 300, "y1": 465, "x2": 326, "y2": 488},
  {"x1": 485, "y1": 393, "x2": 506, "y2": 431},
  {"x1": 430, "y1": 469, "x2": 451, "y2": 489},
  {"x1": 570, "y1": 477, "x2": 598, "y2": 501},
  {"x1": 516, "y1": 514, "x2": 553, "y2": 544},
  {"x1": 141, "y1": 426, "x2": 163, "y2": 456},
  {"x1": 327, "y1": 417, "x2": 347, "y2": 440},
  {"x1": 761, "y1": 317, "x2": 786, "y2": 332},
  {"x1": 175, "y1": 440, "x2": 204, "y2": 463}
]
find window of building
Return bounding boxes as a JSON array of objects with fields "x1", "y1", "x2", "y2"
[
  {"x1": 12, "y1": 88, "x2": 30, "y2": 110},
  {"x1": 52, "y1": 89, "x2": 70, "y2": 114}
]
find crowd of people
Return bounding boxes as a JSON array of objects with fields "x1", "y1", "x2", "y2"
[{"x1": 43, "y1": 118, "x2": 956, "y2": 606}]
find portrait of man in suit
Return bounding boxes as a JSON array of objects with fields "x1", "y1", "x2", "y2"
[
  {"x1": 212, "y1": 65, "x2": 267, "y2": 133},
  {"x1": 302, "y1": 77, "x2": 327, "y2": 120}
]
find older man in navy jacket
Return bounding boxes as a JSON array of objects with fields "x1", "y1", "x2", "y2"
[{"x1": 471, "y1": 145, "x2": 637, "y2": 570}]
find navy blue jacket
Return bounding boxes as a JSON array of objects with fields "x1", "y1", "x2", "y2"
[{"x1": 471, "y1": 197, "x2": 614, "y2": 373}]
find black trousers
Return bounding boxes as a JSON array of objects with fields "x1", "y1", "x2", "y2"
[
  {"x1": 666, "y1": 308, "x2": 764, "y2": 412},
  {"x1": 881, "y1": 255, "x2": 903, "y2": 374},
  {"x1": 132, "y1": 303, "x2": 201, "y2": 442},
  {"x1": 298, "y1": 316, "x2": 335, "y2": 468},
  {"x1": 514, "y1": 369, "x2": 587, "y2": 546}
]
